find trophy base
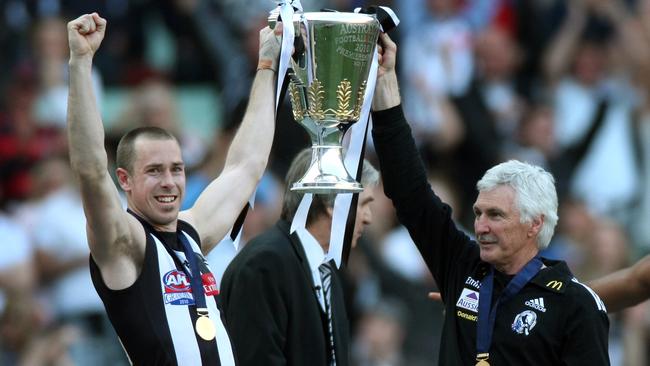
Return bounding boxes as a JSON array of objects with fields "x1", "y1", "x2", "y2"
[
  {"x1": 291, "y1": 145, "x2": 364, "y2": 194},
  {"x1": 291, "y1": 181, "x2": 363, "y2": 194}
]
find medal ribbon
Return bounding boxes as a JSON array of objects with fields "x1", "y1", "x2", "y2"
[
  {"x1": 177, "y1": 233, "x2": 210, "y2": 318},
  {"x1": 476, "y1": 256, "x2": 543, "y2": 363}
]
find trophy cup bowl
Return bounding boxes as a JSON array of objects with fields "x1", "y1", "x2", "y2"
[{"x1": 273, "y1": 12, "x2": 380, "y2": 193}]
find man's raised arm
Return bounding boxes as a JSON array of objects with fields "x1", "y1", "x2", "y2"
[
  {"x1": 181, "y1": 26, "x2": 281, "y2": 251},
  {"x1": 67, "y1": 13, "x2": 142, "y2": 284}
]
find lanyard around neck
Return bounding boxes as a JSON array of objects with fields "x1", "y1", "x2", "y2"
[
  {"x1": 177, "y1": 233, "x2": 207, "y2": 309},
  {"x1": 476, "y1": 256, "x2": 543, "y2": 359}
]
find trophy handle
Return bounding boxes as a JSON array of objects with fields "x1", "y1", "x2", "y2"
[{"x1": 268, "y1": 10, "x2": 305, "y2": 62}]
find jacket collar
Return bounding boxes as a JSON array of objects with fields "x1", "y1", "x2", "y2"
[
  {"x1": 277, "y1": 220, "x2": 324, "y2": 284},
  {"x1": 470, "y1": 257, "x2": 573, "y2": 294},
  {"x1": 277, "y1": 219, "x2": 329, "y2": 312},
  {"x1": 529, "y1": 258, "x2": 572, "y2": 294}
]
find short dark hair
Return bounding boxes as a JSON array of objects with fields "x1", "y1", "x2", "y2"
[
  {"x1": 116, "y1": 127, "x2": 178, "y2": 173},
  {"x1": 280, "y1": 148, "x2": 379, "y2": 225}
]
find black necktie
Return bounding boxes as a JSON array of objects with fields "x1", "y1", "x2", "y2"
[{"x1": 319, "y1": 262, "x2": 336, "y2": 365}]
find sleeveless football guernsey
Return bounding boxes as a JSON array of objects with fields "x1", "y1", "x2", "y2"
[{"x1": 90, "y1": 211, "x2": 236, "y2": 365}]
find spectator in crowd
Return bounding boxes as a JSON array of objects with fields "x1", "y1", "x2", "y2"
[
  {"x1": 109, "y1": 77, "x2": 207, "y2": 170},
  {"x1": 31, "y1": 16, "x2": 103, "y2": 129},
  {"x1": 543, "y1": 0, "x2": 639, "y2": 217},
  {"x1": 0, "y1": 77, "x2": 66, "y2": 204},
  {"x1": 0, "y1": 192, "x2": 36, "y2": 364},
  {"x1": 352, "y1": 299, "x2": 408, "y2": 366},
  {"x1": 30, "y1": 157, "x2": 127, "y2": 365},
  {"x1": 450, "y1": 25, "x2": 527, "y2": 226}
]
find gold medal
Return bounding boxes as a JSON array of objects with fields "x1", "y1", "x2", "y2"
[
  {"x1": 195, "y1": 315, "x2": 216, "y2": 341},
  {"x1": 476, "y1": 353, "x2": 490, "y2": 366}
]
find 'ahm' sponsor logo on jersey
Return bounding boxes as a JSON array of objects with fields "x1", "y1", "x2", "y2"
[
  {"x1": 162, "y1": 270, "x2": 195, "y2": 305},
  {"x1": 464, "y1": 276, "x2": 481, "y2": 289},
  {"x1": 512, "y1": 310, "x2": 537, "y2": 336},
  {"x1": 456, "y1": 288, "x2": 480, "y2": 313},
  {"x1": 525, "y1": 297, "x2": 547, "y2": 312}
]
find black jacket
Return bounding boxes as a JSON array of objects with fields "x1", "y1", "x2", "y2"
[
  {"x1": 220, "y1": 220, "x2": 350, "y2": 366},
  {"x1": 371, "y1": 105, "x2": 610, "y2": 365}
]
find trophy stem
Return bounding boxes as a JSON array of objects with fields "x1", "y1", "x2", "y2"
[{"x1": 291, "y1": 144, "x2": 363, "y2": 193}]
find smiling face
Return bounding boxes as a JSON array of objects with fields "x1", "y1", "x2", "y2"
[
  {"x1": 117, "y1": 137, "x2": 185, "y2": 231},
  {"x1": 473, "y1": 185, "x2": 541, "y2": 274}
]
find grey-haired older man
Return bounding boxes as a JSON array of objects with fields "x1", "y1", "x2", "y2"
[{"x1": 369, "y1": 32, "x2": 610, "y2": 366}]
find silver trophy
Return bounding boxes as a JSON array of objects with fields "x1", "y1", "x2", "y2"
[{"x1": 272, "y1": 11, "x2": 380, "y2": 193}]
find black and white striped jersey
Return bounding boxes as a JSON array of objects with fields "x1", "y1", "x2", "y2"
[{"x1": 90, "y1": 212, "x2": 236, "y2": 366}]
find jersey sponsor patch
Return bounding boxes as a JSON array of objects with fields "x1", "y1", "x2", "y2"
[
  {"x1": 464, "y1": 276, "x2": 481, "y2": 289},
  {"x1": 456, "y1": 309, "x2": 478, "y2": 322},
  {"x1": 162, "y1": 270, "x2": 195, "y2": 305},
  {"x1": 545, "y1": 280, "x2": 563, "y2": 291},
  {"x1": 525, "y1": 297, "x2": 547, "y2": 312},
  {"x1": 456, "y1": 288, "x2": 479, "y2": 313},
  {"x1": 512, "y1": 310, "x2": 537, "y2": 336},
  {"x1": 201, "y1": 272, "x2": 219, "y2": 296}
]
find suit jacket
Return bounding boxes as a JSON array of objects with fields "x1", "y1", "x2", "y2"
[{"x1": 220, "y1": 220, "x2": 350, "y2": 366}]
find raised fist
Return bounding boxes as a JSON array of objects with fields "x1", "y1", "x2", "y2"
[{"x1": 67, "y1": 12, "x2": 107, "y2": 59}]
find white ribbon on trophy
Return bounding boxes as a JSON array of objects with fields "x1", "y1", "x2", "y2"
[
  {"x1": 324, "y1": 6, "x2": 400, "y2": 267},
  {"x1": 289, "y1": 11, "x2": 382, "y2": 269},
  {"x1": 288, "y1": 9, "x2": 314, "y2": 238},
  {"x1": 276, "y1": 0, "x2": 300, "y2": 107},
  {"x1": 326, "y1": 49, "x2": 379, "y2": 267}
]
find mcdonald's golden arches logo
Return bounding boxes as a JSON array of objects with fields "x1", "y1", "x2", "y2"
[{"x1": 546, "y1": 280, "x2": 563, "y2": 290}]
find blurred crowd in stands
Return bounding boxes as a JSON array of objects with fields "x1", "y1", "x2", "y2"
[{"x1": 1, "y1": 0, "x2": 649, "y2": 364}]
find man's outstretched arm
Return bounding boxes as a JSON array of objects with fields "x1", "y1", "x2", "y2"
[{"x1": 589, "y1": 255, "x2": 650, "y2": 313}]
